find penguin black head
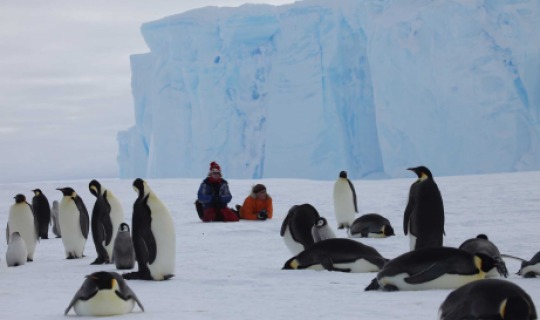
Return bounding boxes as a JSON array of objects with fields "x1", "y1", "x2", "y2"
[
  {"x1": 132, "y1": 178, "x2": 146, "y2": 198},
  {"x1": 339, "y1": 171, "x2": 347, "y2": 178},
  {"x1": 32, "y1": 189, "x2": 42, "y2": 196},
  {"x1": 282, "y1": 257, "x2": 300, "y2": 270},
  {"x1": 314, "y1": 217, "x2": 328, "y2": 228},
  {"x1": 57, "y1": 187, "x2": 76, "y2": 197},
  {"x1": 476, "y1": 234, "x2": 489, "y2": 240},
  {"x1": 384, "y1": 225, "x2": 395, "y2": 236},
  {"x1": 119, "y1": 223, "x2": 130, "y2": 232},
  {"x1": 14, "y1": 194, "x2": 26, "y2": 203},
  {"x1": 85, "y1": 271, "x2": 116, "y2": 290},
  {"x1": 475, "y1": 253, "x2": 499, "y2": 273},
  {"x1": 88, "y1": 180, "x2": 102, "y2": 197},
  {"x1": 407, "y1": 166, "x2": 434, "y2": 180}
]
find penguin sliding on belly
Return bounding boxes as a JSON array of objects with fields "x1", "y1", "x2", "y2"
[
  {"x1": 280, "y1": 204, "x2": 320, "y2": 255},
  {"x1": 57, "y1": 187, "x2": 89, "y2": 259},
  {"x1": 123, "y1": 178, "x2": 175, "y2": 281},
  {"x1": 333, "y1": 171, "x2": 358, "y2": 229},
  {"x1": 283, "y1": 238, "x2": 387, "y2": 273},
  {"x1": 348, "y1": 213, "x2": 395, "y2": 238},
  {"x1": 88, "y1": 180, "x2": 124, "y2": 265},
  {"x1": 501, "y1": 251, "x2": 540, "y2": 278},
  {"x1": 365, "y1": 247, "x2": 497, "y2": 291},
  {"x1": 458, "y1": 234, "x2": 508, "y2": 278}
]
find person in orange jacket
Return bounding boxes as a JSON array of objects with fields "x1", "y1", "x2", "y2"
[{"x1": 239, "y1": 184, "x2": 273, "y2": 220}]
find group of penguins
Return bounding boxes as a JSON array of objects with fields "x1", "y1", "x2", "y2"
[
  {"x1": 4, "y1": 166, "x2": 540, "y2": 318},
  {"x1": 5, "y1": 178, "x2": 174, "y2": 316},
  {"x1": 280, "y1": 167, "x2": 539, "y2": 320}
]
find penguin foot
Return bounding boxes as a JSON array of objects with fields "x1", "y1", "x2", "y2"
[
  {"x1": 40, "y1": 236, "x2": 49, "y2": 239},
  {"x1": 90, "y1": 258, "x2": 109, "y2": 265},
  {"x1": 27, "y1": 258, "x2": 33, "y2": 262},
  {"x1": 163, "y1": 274, "x2": 175, "y2": 280},
  {"x1": 122, "y1": 271, "x2": 153, "y2": 280},
  {"x1": 382, "y1": 285, "x2": 399, "y2": 292}
]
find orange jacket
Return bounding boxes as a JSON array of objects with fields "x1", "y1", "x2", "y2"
[{"x1": 240, "y1": 195, "x2": 273, "y2": 220}]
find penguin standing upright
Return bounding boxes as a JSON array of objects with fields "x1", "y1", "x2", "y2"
[
  {"x1": 280, "y1": 204, "x2": 320, "y2": 255},
  {"x1": 88, "y1": 180, "x2": 124, "y2": 265},
  {"x1": 31, "y1": 188, "x2": 51, "y2": 239},
  {"x1": 438, "y1": 279, "x2": 537, "y2": 320},
  {"x1": 123, "y1": 178, "x2": 175, "y2": 281},
  {"x1": 65, "y1": 271, "x2": 144, "y2": 316},
  {"x1": 6, "y1": 232, "x2": 28, "y2": 267},
  {"x1": 51, "y1": 200, "x2": 61, "y2": 238},
  {"x1": 311, "y1": 217, "x2": 335, "y2": 243},
  {"x1": 57, "y1": 187, "x2": 89, "y2": 259},
  {"x1": 333, "y1": 171, "x2": 358, "y2": 229},
  {"x1": 403, "y1": 166, "x2": 445, "y2": 251},
  {"x1": 7, "y1": 194, "x2": 38, "y2": 261},
  {"x1": 113, "y1": 223, "x2": 135, "y2": 270}
]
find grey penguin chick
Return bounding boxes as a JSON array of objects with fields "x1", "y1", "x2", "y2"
[
  {"x1": 65, "y1": 271, "x2": 144, "y2": 316},
  {"x1": 50, "y1": 200, "x2": 61, "y2": 238},
  {"x1": 311, "y1": 217, "x2": 335, "y2": 242},
  {"x1": 438, "y1": 278, "x2": 536, "y2": 320},
  {"x1": 113, "y1": 223, "x2": 135, "y2": 270},
  {"x1": 6, "y1": 232, "x2": 28, "y2": 267}
]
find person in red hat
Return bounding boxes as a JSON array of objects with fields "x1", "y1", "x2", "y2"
[
  {"x1": 238, "y1": 184, "x2": 273, "y2": 221},
  {"x1": 196, "y1": 161, "x2": 239, "y2": 222}
]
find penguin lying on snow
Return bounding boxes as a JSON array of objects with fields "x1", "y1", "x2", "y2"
[
  {"x1": 65, "y1": 271, "x2": 144, "y2": 316},
  {"x1": 311, "y1": 217, "x2": 335, "y2": 242},
  {"x1": 348, "y1": 213, "x2": 395, "y2": 238},
  {"x1": 6, "y1": 232, "x2": 28, "y2": 267},
  {"x1": 283, "y1": 238, "x2": 387, "y2": 273},
  {"x1": 438, "y1": 279, "x2": 537, "y2": 320},
  {"x1": 501, "y1": 251, "x2": 540, "y2": 278},
  {"x1": 280, "y1": 203, "x2": 320, "y2": 256},
  {"x1": 333, "y1": 171, "x2": 358, "y2": 229},
  {"x1": 365, "y1": 247, "x2": 497, "y2": 291},
  {"x1": 458, "y1": 234, "x2": 508, "y2": 278}
]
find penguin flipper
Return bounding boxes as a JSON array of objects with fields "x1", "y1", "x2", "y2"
[
  {"x1": 346, "y1": 179, "x2": 358, "y2": 213},
  {"x1": 64, "y1": 280, "x2": 98, "y2": 315},
  {"x1": 74, "y1": 196, "x2": 90, "y2": 239},
  {"x1": 405, "y1": 262, "x2": 447, "y2": 284},
  {"x1": 101, "y1": 191, "x2": 114, "y2": 245},
  {"x1": 113, "y1": 273, "x2": 145, "y2": 311},
  {"x1": 321, "y1": 257, "x2": 351, "y2": 273},
  {"x1": 280, "y1": 205, "x2": 297, "y2": 236},
  {"x1": 139, "y1": 197, "x2": 157, "y2": 264}
]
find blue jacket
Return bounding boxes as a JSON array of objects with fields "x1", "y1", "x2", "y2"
[{"x1": 197, "y1": 177, "x2": 232, "y2": 209}]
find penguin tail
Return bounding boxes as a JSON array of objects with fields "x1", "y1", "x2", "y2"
[{"x1": 364, "y1": 278, "x2": 380, "y2": 291}]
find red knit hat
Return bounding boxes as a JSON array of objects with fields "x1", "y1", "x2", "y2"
[{"x1": 208, "y1": 161, "x2": 221, "y2": 176}]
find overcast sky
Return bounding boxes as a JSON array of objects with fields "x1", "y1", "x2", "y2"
[{"x1": 0, "y1": 0, "x2": 295, "y2": 184}]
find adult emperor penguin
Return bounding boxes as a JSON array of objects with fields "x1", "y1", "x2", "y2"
[
  {"x1": 7, "y1": 194, "x2": 38, "y2": 261},
  {"x1": 65, "y1": 271, "x2": 144, "y2": 316},
  {"x1": 113, "y1": 223, "x2": 135, "y2": 270},
  {"x1": 311, "y1": 217, "x2": 335, "y2": 243},
  {"x1": 501, "y1": 251, "x2": 540, "y2": 278},
  {"x1": 403, "y1": 166, "x2": 445, "y2": 251},
  {"x1": 333, "y1": 171, "x2": 358, "y2": 229},
  {"x1": 283, "y1": 238, "x2": 387, "y2": 273},
  {"x1": 459, "y1": 234, "x2": 508, "y2": 278},
  {"x1": 57, "y1": 187, "x2": 89, "y2": 259},
  {"x1": 32, "y1": 188, "x2": 51, "y2": 239},
  {"x1": 88, "y1": 179, "x2": 124, "y2": 265},
  {"x1": 6, "y1": 232, "x2": 28, "y2": 267},
  {"x1": 123, "y1": 178, "x2": 175, "y2": 281},
  {"x1": 438, "y1": 279, "x2": 537, "y2": 320},
  {"x1": 364, "y1": 247, "x2": 497, "y2": 291},
  {"x1": 280, "y1": 204, "x2": 320, "y2": 255},
  {"x1": 51, "y1": 200, "x2": 61, "y2": 238},
  {"x1": 348, "y1": 213, "x2": 395, "y2": 238}
]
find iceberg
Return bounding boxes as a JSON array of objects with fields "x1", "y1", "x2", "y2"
[{"x1": 118, "y1": 0, "x2": 540, "y2": 180}]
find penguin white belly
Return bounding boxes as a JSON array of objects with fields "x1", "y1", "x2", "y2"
[
  {"x1": 333, "y1": 182, "x2": 356, "y2": 228},
  {"x1": 334, "y1": 260, "x2": 381, "y2": 273},
  {"x1": 6, "y1": 235, "x2": 28, "y2": 266},
  {"x1": 73, "y1": 290, "x2": 134, "y2": 316},
  {"x1": 485, "y1": 267, "x2": 500, "y2": 278},
  {"x1": 379, "y1": 272, "x2": 484, "y2": 291},
  {"x1": 59, "y1": 200, "x2": 86, "y2": 258},
  {"x1": 8, "y1": 207, "x2": 37, "y2": 260},
  {"x1": 147, "y1": 195, "x2": 176, "y2": 280},
  {"x1": 105, "y1": 194, "x2": 124, "y2": 259},
  {"x1": 282, "y1": 226, "x2": 305, "y2": 256},
  {"x1": 409, "y1": 234, "x2": 417, "y2": 251},
  {"x1": 520, "y1": 264, "x2": 540, "y2": 277}
]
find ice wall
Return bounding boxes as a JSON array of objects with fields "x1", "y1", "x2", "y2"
[{"x1": 118, "y1": 0, "x2": 540, "y2": 180}]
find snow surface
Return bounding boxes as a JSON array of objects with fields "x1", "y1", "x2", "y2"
[
  {"x1": 1, "y1": 171, "x2": 539, "y2": 319},
  {"x1": 119, "y1": 0, "x2": 540, "y2": 181}
]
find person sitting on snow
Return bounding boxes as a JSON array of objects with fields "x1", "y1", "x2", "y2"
[
  {"x1": 196, "y1": 161, "x2": 239, "y2": 222},
  {"x1": 238, "y1": 184, "x2": 273, "y2": 221}
]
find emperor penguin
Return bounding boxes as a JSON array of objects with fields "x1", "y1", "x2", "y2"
[
  {"x1": 501, "y1": 251, "x2": 540, "y2": 278},
  {"x1": 280, "y1": 204, "x2": 320, "y2": 255},
  {"x1": 403, "y1": 166, "x2": 445, "y2": 251},
  {"x1": 458, "y1": 234, "x2": 508, "y2": 278},
  {"x1": 6, "y1": 232, "x2": 28, "y2": 267},
  {"x1": 365, "y1": 247, "x2": 497, "y2": 291},
  {"x1": 311, "y1": 217, "x2": 335, "y2": 243},
  {"x1": 123, "y1": 178, "x2": 175, "y2": 281},
  {"x1": 348, "y1": 213, "x2": 395, "y2": 238},
  {"x1": 88, "y1": 180, "x2": 124, "y2": 265},
  {"x1": 65, "y1": 271, "x2": 144, "y2": 316},
  {"x1": 51, "y1": 200, "x2": 61, "y2": 238},
  {"x1": 283, "y1": 238, "x2": 387, "y2": 273},
  {"x1": 7, "y1": 194, "x2": 38, "y2": 261},
  {"x1": 438, "y1": 279, "x2": 537, "y2": 320},
  {"x1": 32, "y1": 188, "x2": 51, "y2": 239},
  {"x1": 57, "y1": 187, "x2": 89, "y2": 259},
  {"x1": 113, "y1": 223, "x2": 135, "y2": 270},
  {"x1": 333, "y1": 171, "x2": 358, "y2": 229}
]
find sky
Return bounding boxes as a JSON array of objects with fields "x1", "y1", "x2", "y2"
[
  {"x1": 0, "y1": 0, "x2": 296, "y2": 184},
  {"x1": 0, "y1": 172, "x2": 539, "y2": 319}
]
